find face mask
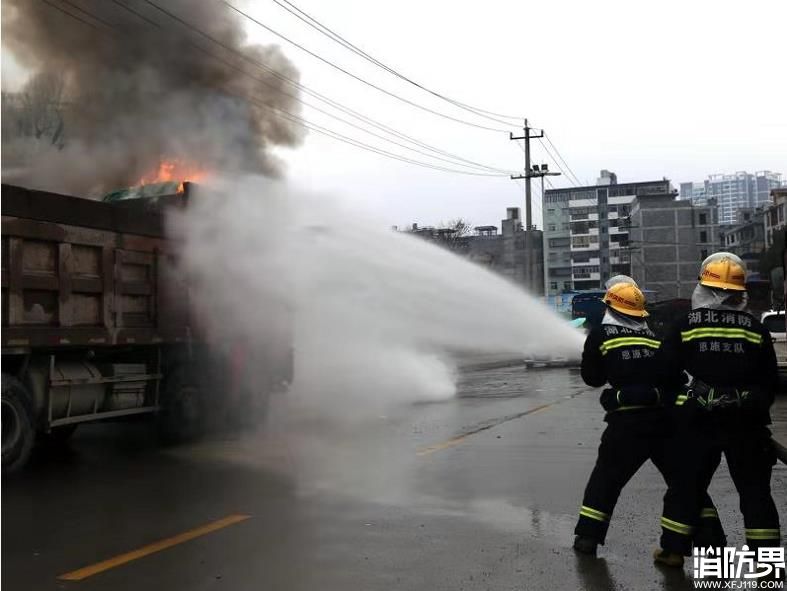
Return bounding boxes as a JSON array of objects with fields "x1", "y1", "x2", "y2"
[
  {"x1": 602, "y1": 309, "x2": 649, "y2": 331},
  {"x1": 691, "y1": 284, "x2": 748, "y2": 312}
]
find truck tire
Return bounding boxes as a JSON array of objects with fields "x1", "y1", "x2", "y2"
[
  {"x1": 158, "y1": 366, "x2": 205, "y2": 443},
  {"x1": 2, "y1": 374, "x2": 36, "y2": 474}
]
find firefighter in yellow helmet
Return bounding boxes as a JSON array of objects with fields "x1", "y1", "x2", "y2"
[
  {"x1": 654, "y1": 253, "x2": 780, "y2": 566},
  {"x1": 573, "y1": 280, "x2": 724, "y2": 556}
]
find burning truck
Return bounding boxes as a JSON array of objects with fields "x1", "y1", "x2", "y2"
[{"x1": 1, "y1": 181, "x2": 293, "y2": 473}]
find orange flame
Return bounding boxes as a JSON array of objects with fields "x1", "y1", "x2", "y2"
[{"x1": 138, "y1": 159, "x2": 209, "y2": 193}]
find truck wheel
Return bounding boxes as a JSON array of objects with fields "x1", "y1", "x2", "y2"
[
  {"x1": 158, "y1": 367, "x2": 205, "y2": 443},
  {"x1": 2, "y1": 374, "x2": 36, "y2": 474}
]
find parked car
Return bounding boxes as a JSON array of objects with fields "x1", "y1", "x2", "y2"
[{"x1": 760, "y1": 310, "x2": 787, "y2": 390}]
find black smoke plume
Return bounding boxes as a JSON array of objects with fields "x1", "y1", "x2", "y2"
[{"x1": 1, "y1": 0, "x2": 303, "y2": 196}]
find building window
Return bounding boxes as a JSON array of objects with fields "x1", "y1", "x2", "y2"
[
  {"x1": 701, "y1": 249, "x2": 708, "y2": 259},
  {"x1": 548, "y1": 224, "x2": 556, "y2": 231},
  {"x1": 547, "y1": 209, "x2": 555, "y2": 215},
  {"x1": 563, "y1": 281, "x2": 572, "y2": 291},
  {"x1": 550, "y1": 282, "x2": 558, "y2": 291},
  {"x1": 700, "y1": 230, "x2": 707, "y2": 242},
  {"x1": 572, "y1": 222, "x2": 589, "y2": 234},
  {"x1": 699, "y1": 213, "x2": 707, "y2": 225}
]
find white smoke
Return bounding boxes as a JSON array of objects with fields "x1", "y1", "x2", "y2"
[{"x1": 173, "y1": 175, "x2": 583, "y2": 418}]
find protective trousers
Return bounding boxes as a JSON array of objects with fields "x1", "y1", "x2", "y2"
[
  {"x1": 575, "y1": 415, "x2": 724, "y2": 545},
  {"x1": 660, "y1": 415, "x2": 780, "y2": 555}
]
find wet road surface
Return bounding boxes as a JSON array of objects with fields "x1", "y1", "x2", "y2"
[{"x1": 3, "y1": 366, "x2": 786, "y2": 590}]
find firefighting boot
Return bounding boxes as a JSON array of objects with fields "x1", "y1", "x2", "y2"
[
  {"x1": 573, "y1": 536, "x2": 598, "y2": 556},
  {"x1": 653, "y1": 548, "x2": 685, "y2": 568}
]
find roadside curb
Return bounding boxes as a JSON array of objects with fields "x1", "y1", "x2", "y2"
[
  {"x1": 460, "y1": 359, "x2": 528, "y2": 372},
  {"x1": 459, "y1": 359, "x2": 580, "y2": 372}
]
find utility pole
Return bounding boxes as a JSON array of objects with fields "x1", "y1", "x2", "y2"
[{"x1": 510, "y1": 119, "x2": 560, "y2": 292}]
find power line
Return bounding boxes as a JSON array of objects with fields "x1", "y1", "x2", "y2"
[
  {"x1": 536, "y1": 138, "x2": 579, "y2": 187},
  {"x1": 41, "y1": 0, "x2": 517, "y2": 177},
  {"x1": 40, "y1": 0, "x2": 105, "y2": 31},
  {"x1": 254, "y1": 93, "x2": 508, "y2": 175},
  {"x1": 138, "y1": 0, "x2": 515, "y2": 173},
  {"x1": 543, "y1": 133, "x2": 582, "y2": 186},
  {"x1": 515, "y1": 138, "x2": 561, "y2": 191},
  {"x1": 219, "y1": 1, "x2": 513, "y2": 133},
  {"x1": 175, "y1": 24, "x2": 515, "y2": 174},
  {"x1": 520, "y1": 119, "x2": 582, "y2": 187},
  {"x1": 269, "y1": 106, "x2": 509, "y2": 176},
  {"x1": 59, "y1": 0, "x2": 117, "y2": 27},
  {"x1": 40, "y1": 0, "x2": 512, "y2": 178},
  {"x1": 110, "y1": 0, "x2": 161, "y2": 27},
  {"x1": 267, "y1": 0, "x2": 523, "y2": 126}
]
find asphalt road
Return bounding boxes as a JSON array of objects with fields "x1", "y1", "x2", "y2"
[{"x1": 3, "y1": 366, "x2": 786, "y2": 591}]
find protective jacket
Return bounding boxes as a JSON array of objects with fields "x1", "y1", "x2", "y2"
[
  {"x1": 659, "y1": 308, "x2": 777, "y2": 425},
  {"x1": 575, "y1": 317, "x2": 724, "y2": 547},
  {"x1": 658, "y1": 307, "x2": 780, "y2": 554},
  {"x1": 581, "y1": 322, "x2": 678, "y2": 419}
]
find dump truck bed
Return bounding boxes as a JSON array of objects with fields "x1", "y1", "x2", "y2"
[{"x1": 1, "y1": 184, "x2": 192, "y2": 350}]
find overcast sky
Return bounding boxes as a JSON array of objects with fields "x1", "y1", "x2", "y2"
[{"x1": 4, "y1": 0, "x2": 786, "y2": 228}]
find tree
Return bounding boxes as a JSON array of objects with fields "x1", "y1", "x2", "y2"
[
  {"x1": 2, "y1": 71, "x2": 67, "y2": 147},
  {"x1": 442, "y1": 218, "x2": 472, "y2": 238},
  {"x1": 436, "y1": 218, "x2": 472, "y2": 253},
  {"x1": 22, "y1": 71, "x2": 66, "y2": 146}
]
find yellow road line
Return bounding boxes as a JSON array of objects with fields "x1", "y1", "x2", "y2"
[
  {"x1": 416, "y1": 401, "x2": 556, "y2": 457},
  {"x1": 416, "y1": 435, "x2": 470, "y2": 456},
  {"x1": 57, "y1": 514, "x2": 251, "y2": 582}
]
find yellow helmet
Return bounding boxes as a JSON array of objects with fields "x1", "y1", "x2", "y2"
[
  {"x1": 699, "y1": 254, "x2": 746, "y2": 291},
  {"x1": 603, "y1": 282, "x2": 649, "y2": 318}
]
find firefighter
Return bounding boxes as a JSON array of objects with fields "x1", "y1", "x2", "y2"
[
  {"x1": 654, "y1": 253, "x2": 781, "y2": 567},
  {"x1": 573, "y1": 280, "x2": 725, "y2": 556}
]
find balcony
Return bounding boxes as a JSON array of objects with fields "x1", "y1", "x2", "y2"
[
  {"x1": 570, "y1": 243, "x2": 596, "y2": 252},
  {"x1": 569, "y1": 198, "x2": 597, "y2": 209},
  {"x1": 569, "y1": 220, "x2": 599, "y2": 236},
  {"x1": 572, "y1": 257, "x2": 601, "y2": 266},
  {"x1": 608, "y1": 195, "x2": 637, "y2": 205},
  {"x1": 572, "y1": 271, "x2": 601, "y2": 281}
]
